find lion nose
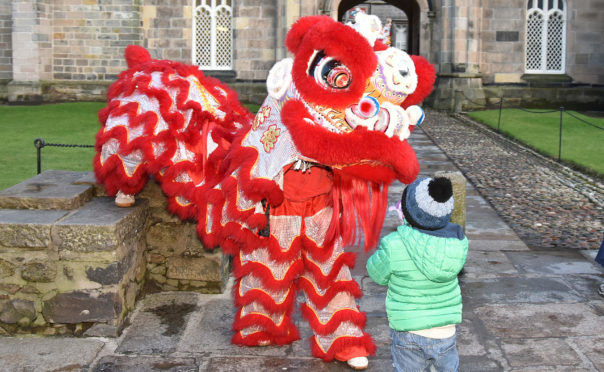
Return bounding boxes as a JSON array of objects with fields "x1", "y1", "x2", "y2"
[{"x1": 353, "y1": 96, "x2": 380, "y2": 119}]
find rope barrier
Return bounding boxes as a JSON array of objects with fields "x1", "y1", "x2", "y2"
[
  {"x1": 565, "y1": 110, "x2": 604, "y2": 131},
  {"x1": 32, "y1": 104, "x2": 602, "y2": 176},
  {"x1": 515, "y1": 108, "x2": 559, "y2": 114},
  {"x1": 453, "y1": 93, "x2": 603, "y2": 167},
  {"x1": 34, "y1": 137, "x2": 94, "y2": 174}
]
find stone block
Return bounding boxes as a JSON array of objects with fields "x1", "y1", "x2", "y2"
[
  {"x1": 0, "y1": 209, "x2": 68, "y2": 248},
  {"x1": 573, "y1": 337, "x2": 604, "y2": 371},
  {"x1": 74, "y1": 171, "x2": 107, "y2": 196},
  {"x1": 166, "y1": 256, "x2": 221, "y2": 282},
  {"x1": 0, "y1": 299, "x2": 36, "y2": 324},
  {"x1": 83, "y1": 322, "x2": 120, "y2": 337},
  {"x1": 147, "y1": 222, "x2": 187, "y2": 254},
  {"x1": 94, "y1": 356, "x2": 198, "y2": 372},
  {"x1": 505, "y1": 250, "x2": 603, "y2": 275},
  {"x1": 85, "y1": 262, "x2": 124, "y2": 285},
  {"x1": 502, "y1": 338, "x2": 582, "y2": 368},
  {"x1": 21, "y1": 261, "x2": 57, "y2": 282},
  {"x1": 53, "y1": 197, "x2": 148, "y2": 254},
  {"x1": 434, "y1": 170, "x2": 466, "y2": 230},
  {"x1": 493, "y1": 72, "x2": 523, "y2": 83},
  {"x1": 42, "y1": 290, "x2": 122, "y2": 324},
  {"x1": 475, "y1": 303, "x2": 604, "y2": 338},
  {"x1": 0, "y1": 260, "x2": 15, "y2": 279},
  {"x1": 7, "y1": 80, "x2": 42, "y2": 103},
  {"x1": 0, "y1": 170, "x2": 94, "y2": 210},
  {"x1": 0, "y1": 337, "x2": 105, "y2": 371}
]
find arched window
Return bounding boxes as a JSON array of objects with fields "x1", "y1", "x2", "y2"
[
  {"x1": 193, "y1": 0, "x2": 233, "y2": 70},
  {"x1": 525, "y1": 0, "x2": 566, "y2": 73}
]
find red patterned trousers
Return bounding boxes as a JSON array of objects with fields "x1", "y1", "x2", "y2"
[{"x1": 231, "y1": 166, "x2": 376, "y2": 361}]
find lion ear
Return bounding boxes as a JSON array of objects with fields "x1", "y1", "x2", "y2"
[
  {"x1": 124, "y1": 45, "x2": 151, "y2": 68},
  {"x1": 285, "y1": 15, "x2": 330, "y2": 53},
  {"x1": 403, "y1": 55, "x2": 436, "y2": 108}
]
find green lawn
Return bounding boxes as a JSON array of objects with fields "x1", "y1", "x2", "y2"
[
  {"x1": 0, "y1": 102, "x2": 105, "y2": 190},
  {"x1": 0, "y1": 102, "x2": 261, "y2": 191},
  {"x1": 466, "y1": 108, "x2": 604, "y2": 177}
]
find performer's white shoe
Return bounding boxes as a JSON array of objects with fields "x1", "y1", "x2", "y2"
[
  {"x1": 115, "y1": 191, "x2": 135, "y2": 207},
  {"x1": 347, "y1": 356, "x2": 368, "y2": 370}
]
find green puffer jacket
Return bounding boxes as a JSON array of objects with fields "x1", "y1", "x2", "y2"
[{"x1": 366, "y1": 222, "x2": 468, "y2": 332}]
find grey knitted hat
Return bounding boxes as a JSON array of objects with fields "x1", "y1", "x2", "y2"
[{"x1": 401, "y1": 176, "x2": 454, "y2": 230}]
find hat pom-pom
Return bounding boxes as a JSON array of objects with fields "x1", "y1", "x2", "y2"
[{"x1": 428, "y1": 177, "x2": 452, "y2": 203}]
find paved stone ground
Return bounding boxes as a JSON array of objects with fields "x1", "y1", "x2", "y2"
[
  {"x1": 421, "y1": 110, "x2": 603, "y2": 250},
  {"x1": 0, "y1": 111, "x2": 603, "y2": 371}
]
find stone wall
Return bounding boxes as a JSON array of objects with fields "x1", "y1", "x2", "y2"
[
  {"x1": 478, "y1": 0, "x2": 525, "y2": 84},
  {"x1": 475, "y1": 0, "x2": 604, "y2": 86},
  {"x1": 566, "y1": 2, "x2": 604, "y2": 85},
  {"x1": 0, "y1": 170, "x2": 229, "y2": 336},
  {"x1": 137, "y1": 182, "x2": 230, "y2": 294},
  {"x1": 430, "y1": 81, "x2": 604, "y2": 112},
  {"x1": 0, "y1": 0, "x2": 11, "y2": 89},
  {"x1": 2, "y1": 1, "x2": 603, "y2": 108},
  {"x1": 51, "y1": 0, "x2": 142, "y2": 82},
  {"x1": 233, "y1": 0, "x2": 277, "y2": 81},
  {"x1": 142, "y1": 1, "x2": 190, "y2": 63}
]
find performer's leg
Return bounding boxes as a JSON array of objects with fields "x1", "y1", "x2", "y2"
[
  {"x1": 96, "y1": 137, "x2": 148, "y2": 199},
  {"x1": 232, "y1": 214, "x2": 303, "y2": 346},
  {"x1": 298, "y1": 207, "x2": 376, "y2": 362}
]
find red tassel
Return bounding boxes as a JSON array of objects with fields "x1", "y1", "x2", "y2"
[
  {"x1": 232, "y1": 308, "x2": 296, "y2": 339},
  {"x1": 310, "y1": 333, "x2": 376, "y2": 361},
  {"x1": 232, "y1": 254, "x2": 304, "y2": 292},
  {"x1": 298, "y1": 276, "x2": 362, "y2": 310},
  {"x1": 300, "y1": 304, "x2": 367, "y2": 336},
  {"x1": 233, "y1": 279, "x2": 297, "y2": 315},
  {"x1": 232, "y1": 327, "x2": 300, "y2": 346},
  {"x1": 301, "y1": 251, "x2": 357, "y2": 289}
]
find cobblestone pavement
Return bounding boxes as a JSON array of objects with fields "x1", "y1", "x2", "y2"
[{"x1": 421, "y1": 110, "x2": 603, "y2": 250}]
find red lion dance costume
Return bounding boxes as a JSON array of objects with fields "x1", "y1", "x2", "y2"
[{"x1": 94, "y1": 14, "x2": 435, "y2": 369}]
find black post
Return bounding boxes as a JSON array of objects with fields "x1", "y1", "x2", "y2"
[
  {"x1": 558, "y1": 107, "x2": 564, "y2": 162},
  {"x1": 497, "y1": 96, "x2": 503, "y2": 132},
  {"x1": 34, "y1": 138, "x2": 45, "y2": 174}
]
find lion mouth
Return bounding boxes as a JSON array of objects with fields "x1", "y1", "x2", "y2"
[
  {"x1": 345, "y1": 102, "x2": 390, "y2": 133},
  {"x1": 345, "y1": 100, "x2": 410, "y2": 140}
]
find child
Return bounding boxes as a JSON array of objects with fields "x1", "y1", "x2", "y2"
[{"x1": 366, "y1": 176, "x2": 468, "y2": 372}]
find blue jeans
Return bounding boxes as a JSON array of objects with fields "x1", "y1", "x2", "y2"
[
  {"x1": 595, "y1": 235, "x2": 604, "y2": 267},
  {"x1": 390, "y1": 329, "x2": 459, "y2": 372}
]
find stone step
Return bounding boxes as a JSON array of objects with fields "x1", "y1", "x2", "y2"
[
  {"x1": 0, "y1": 196, "x2": 149, "y2": 335},
  {"x1": 53, "y1": 197, "x2": 148, "y2": 259},
  {"x1": 0, "y1": 209, "x2": 69, "y2": 249},
  {"x1": 0, "y1": 172, "x2": 230, "y2": 337},
  {"x1": 0, "y1": 170, "x2": 95, "y2": 210}
]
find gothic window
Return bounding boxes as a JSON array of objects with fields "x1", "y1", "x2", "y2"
[
  {"x1": 193, "y1": 0, "x2": 233, "y2": 70},
  {"x1": 525, "y1": 0, "x2": 566, "y2": 73}
]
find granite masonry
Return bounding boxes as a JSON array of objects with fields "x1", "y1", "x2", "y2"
[{"x1": 0, "y1": 170, "x2": 229, "y2": 337}]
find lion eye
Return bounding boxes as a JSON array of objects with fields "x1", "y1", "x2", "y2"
[
  {"x1": 308, "y1": 50, "x2": 352, "y2": 90},
  {"x1": 325, "y1": 65, "x2": 351, "y2": 89}
]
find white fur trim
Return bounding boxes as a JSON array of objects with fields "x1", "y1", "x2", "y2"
[
  {"x1": 406, "y1": 105, "x2": 424, "y2": 126},
  {"x1": 382, "y1": 101, "x2": 410, "y2": 140},
  {"x1": 414, "y1": 178, "x2": 454, "y2": 217},
  {"x1": 350, "y1": 13, "x2": 382, "y2": 46},
  {"x1": 376, "y1": 48, "x2": 418, "y2": 95}
]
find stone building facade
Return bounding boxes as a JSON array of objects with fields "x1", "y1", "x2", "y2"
[{"x1": 1, "y1": 0, "x2": 603, "y2": 109}]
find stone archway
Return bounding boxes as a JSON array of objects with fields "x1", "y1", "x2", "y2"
[{"x1": 332, "y1": 0, "x2": 427, "y2": 55}]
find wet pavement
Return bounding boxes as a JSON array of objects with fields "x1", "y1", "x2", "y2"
[{"x1": 1, "y1": 113, "x2": 603, "y2": 371}]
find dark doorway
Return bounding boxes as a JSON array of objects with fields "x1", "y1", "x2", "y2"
[{"x1": 337, "y1": 0, "x2": 420, "y2": 55}]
